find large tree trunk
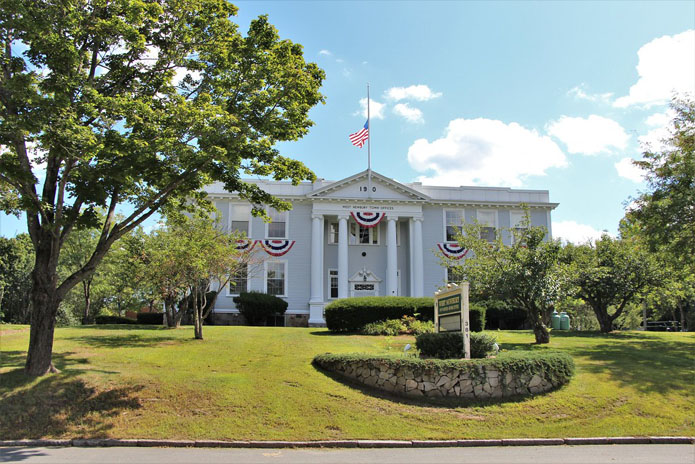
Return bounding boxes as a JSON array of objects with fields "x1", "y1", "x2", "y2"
[
  {"x1": 528, "y1": 305, "x2": 550, "y2": 344},
  {"x1": 595, "y1": 310, "x2": 614, "y2": 333},
  {"x1": 25, "y1": 266, "x2": 62, "y2": 376}
]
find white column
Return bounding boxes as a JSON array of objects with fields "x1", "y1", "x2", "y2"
[
  {"x1": 413, "y1": 217, "x2": 424, "y2": 297},
  {"x1": 309, "y1": 214, "x2": 325, "y2": 325},
  {"x1": 338, "y1": 215, "x2": 349, "y2": 299},
  {"x1": 386, "y1": 216, "x2": 398, "y2": 296},
  {"x1": 408, "y1": 219, "x2": 415, "y2": 296}
]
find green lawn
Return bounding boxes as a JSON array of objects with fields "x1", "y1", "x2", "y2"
[{"x1": 0, "y1": 325, "x2": 693, "y2": 440}]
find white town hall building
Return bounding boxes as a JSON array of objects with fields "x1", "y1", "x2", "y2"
[{"x1": 206, "y1": 170, "x2": 557, "y2": 327}]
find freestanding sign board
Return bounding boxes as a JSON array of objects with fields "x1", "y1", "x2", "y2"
[{"x1": 434, "y1": 282, "x2": 470, "y2": 359}]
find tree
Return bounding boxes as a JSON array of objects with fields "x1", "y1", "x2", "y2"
[
  {"x1": 450, "y1": 216, "x2": 563, "y2": 344},
  {"x1": 628, "y1": 96, "x2": 694, "y2": 268},
  {"x1": 141, "y1": 215, "x2": 249, "y2": 339},
  {"x1": 0, "y1": 1, "x2": 324, "y2": 375},
  {"x1": 0, "y1": 233, "x2": 33, "y2": 323},
  {"x1": 563, "y1": 235, "x2": 659, "y2": 333}
]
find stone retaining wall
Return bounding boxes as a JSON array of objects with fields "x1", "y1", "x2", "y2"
[{"x1": 315, "y1": 358, "x2": 563, "y2": 399}]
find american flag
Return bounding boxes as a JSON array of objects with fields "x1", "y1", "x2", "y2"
[{"x1": 349, "y1": 121, "x2": 369, "y2": 148}]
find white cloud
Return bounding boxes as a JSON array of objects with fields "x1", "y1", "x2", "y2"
[
  {"x1": 408, "y1": 118, "x2": 567, "y2": 187},
  {"x1": 546, "y1": 115, "x2": 630, "y2": 155},
  {"x1": 639, "y1": 109, "x2": 675, "y2": 152},
  {"x1": 614, "y1": 30, "x2": 695, "y2": 108},
  {"x1": 384, "y1": 85, "x2": 442, "y2": 102},
  {"x1": 567, "y1": 85, "x2": 613, "y2": 104},
  {"x1": 615, "y1": 157, "x2": 646, "y2": 183},
  {"x1": 318, "y1": 49, "x2": 332, "y2": 56},
  {"x1": 355, "y1": 98, "x2": 385, "y2": 120},
  {"x1": 393, "y1": 103, "x2": 424, "y2": 124},
  {"x1": 553, "y1": 220, "x2": 609, "y2": 244}
]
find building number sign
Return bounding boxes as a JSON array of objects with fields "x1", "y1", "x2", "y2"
[{"x1": 359, "y1": 186, "x2": 377, "y2": 192}]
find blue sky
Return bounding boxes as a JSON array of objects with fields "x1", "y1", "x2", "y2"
[{"x1": 1, "y1": 1, "x2": 694, "y2": 242}]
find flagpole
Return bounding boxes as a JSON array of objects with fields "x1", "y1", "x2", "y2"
[{"x1": 367, "y1": 83, "x2": 372, "y2": 198}]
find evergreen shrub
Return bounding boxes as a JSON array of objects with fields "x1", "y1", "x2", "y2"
[
  {"x1": 325, "y1": 296, "x2": 485, "y2": 332},
  {"x1": 233, "y1": 291, "x2": 288, "y2": 326},
  {"x1": 136, "y1": 312, "x2": 164, "y2": 325},
  {"x1": 95, "y1": 315, "x2": 137, "y2": 325},
  {"x1": 416, "y1": 332, "x2": 497, "y2": 359}
]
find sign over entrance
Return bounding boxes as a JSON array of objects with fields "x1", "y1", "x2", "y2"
[{"x1": 434, "y1": 282, "x2": 471, "y2": 359}]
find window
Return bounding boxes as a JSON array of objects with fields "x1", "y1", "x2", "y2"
[
  {"x1": 446, "y1": 266, "x2": 460, "y2": 284},
  {"x1": 510, "y1": 210, "x2": 528, "y2": 245},
  {"x1": 266, "y1": 208, "x2": 288, "y2": 238},
  {"x1": 231, "y1": 204, "x2": 251, "y2": 235},
  {"x1": 328, "y1": 222, "x2": 339, "y2": 244},
  {"x1": 329, "y1": 269, "x2": 338, "y2": 299},
  {"x1": 228, "y1": 264, "x2": 248, "y2": 296},
  {"x1": 265, "y1": 261, "x2": 286, "y2": 296},
  {"x1": 349, "y1": 222, "x2": 379, "y2": 245},
  {"x1": 477, "y1": 210, "x2": 497, "y2": 243},
  {"x1": 445, "y1": 210, "x2": 464, "y2": 242}
]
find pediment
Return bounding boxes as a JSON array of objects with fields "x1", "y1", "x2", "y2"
[
  {"x1": 349, "y1": 268, "x2": 382, "y2": 283},
  {"x1": 308, "y1": 170, "x2": 429, "y2": 202}
]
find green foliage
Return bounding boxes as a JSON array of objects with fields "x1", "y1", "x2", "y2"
[
  {"x1": 0, "y1": 0, "x2": 325, "y2": 372},
  {"x1": 361, "y1": 316, "x2": 435, "y2": 336},
  {"x1": 449, "y1": 212, "x2": 562, "y2": 344},
  {"x1": 136, "y1": 313, "x2": 164, "y2": 325},
  {"x1": 95, "y1": 315, "x2": 137, "y2": 325},
  {"x1": 233, "y1": 291, "x2": 288, "y2": 326},
  {"x1": 415, "y1": 332, "x2": 498, "y2": 359},
  {"x1": 563, "y1": 235, "x2": 659, "y2": 332},
  {"x1": 313, "y1": 350, "x2": 574, "y2": 386},
  {"x1": 0, "y1": 234, "x2": 33, "y2": 323},
  {"x1": 627, "y1": 96, "x2": 694, "y2": 268},
  {"x1": 325, "y1": 296, "x2": 485, "y2": 332}
]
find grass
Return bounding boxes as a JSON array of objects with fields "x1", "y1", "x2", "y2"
[{"x1": 0, "y1": 324, "x2": 693, "y2": 440}]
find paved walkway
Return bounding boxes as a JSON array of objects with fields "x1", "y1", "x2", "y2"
[{"x1": 2, "y1": 444, "x2": 694, "y2": 464}]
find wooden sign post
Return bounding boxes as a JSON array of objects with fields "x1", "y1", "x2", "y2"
[{"x1": 434, "y1": 282, "x2": 470, "y2": 359}]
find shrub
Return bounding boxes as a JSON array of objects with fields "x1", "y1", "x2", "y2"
[
  {"x1": 362, "y1": 319, "x2": 406, "y2": 336},
  {"x1": 233, "y1": 291, "x2": 288, "y2": 326},
  {"x1": 137, "y1": 312, "x2": 164, "y2": 325},
  {"x1": 416, "y1": 332, "x2": 497, "y2": 359},
  {"x1": 361, "y1": 316, "x2": 436, "y2": 336},
  {"x1": 325, "y1": 296, "x2": 485, "y2": 332},
  {"x1": 95, "y1": 315, "x2": 137, "y2": 325}
]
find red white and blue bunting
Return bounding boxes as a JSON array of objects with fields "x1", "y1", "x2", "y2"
[
  {"x1": 350, "y1": 211, "x2": 386, "y2": 228},
  {"x1": 234, "y1": 239, "x2": 256, "y2": 252},
  {"x1": 437, "y1": 243, "x2": 469, "y2": 260},
  {"x1": 259, "y1": 239, "x2": 296, "y2": 257}
]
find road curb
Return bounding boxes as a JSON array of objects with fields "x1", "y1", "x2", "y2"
[{"x1": 0, "y1": 437, "x2": 693, "y2": 448}]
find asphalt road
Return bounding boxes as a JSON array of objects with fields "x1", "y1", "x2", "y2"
[{"x1": 1, "y1": 445, "x2": 694, "y2": 464}]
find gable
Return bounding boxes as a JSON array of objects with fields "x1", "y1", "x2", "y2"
[{"x1": 308, "y1": 170, "x2": 429, "y2": 202}]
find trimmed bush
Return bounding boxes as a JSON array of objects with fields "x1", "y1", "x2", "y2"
[
  {"x1": 95, "y1": 315, "x2": 137, "y2": 325},
  {"x1": 233, "y1": 291, "x2": 288, "y2": 326},
  {"x1": 361, "y1": 316, "x2": 435, "y2": 336},
  {"x1": 136, "y1": 312, "x2": 164, "y2": 325},
  {"x1": 325, "y1": 296, "x2": 485, "y2": 332},
  {"x1": 416, "y1": 332, "x2": 497, "y2": 359}
]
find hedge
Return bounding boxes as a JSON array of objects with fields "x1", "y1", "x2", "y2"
[
  {"x1": 95, "y1": 315, "x2": 137, "y2": 325},
  {"x1": 233, "y1": 291, "x2": 288, "y2": 326},
  {"x1": 136, "y1": 312, "x2": 164, "y2": 325},
  {"x1": 324, "y1": 296, "x2": 485, "y2": 332},
  {"x1": 313, "y1": 350, "x2": 575, "y2": 387},
  {"x1": 416, "y1": 332, "x2": 497, "y2": 359}
]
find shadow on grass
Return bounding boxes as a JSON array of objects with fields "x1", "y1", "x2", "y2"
[
  {"x1": 501, "y1": 332, "x2": 695, "y2": 395},
  {"x1": 0, "y1": 351, "x2": 142, "y2": 440},
  {"x1": 67, "y1": 333, "x2": 184, "y2": 349},
  {"x1": 74, "y1": 324, "x2": 170, "y2": 331}
]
